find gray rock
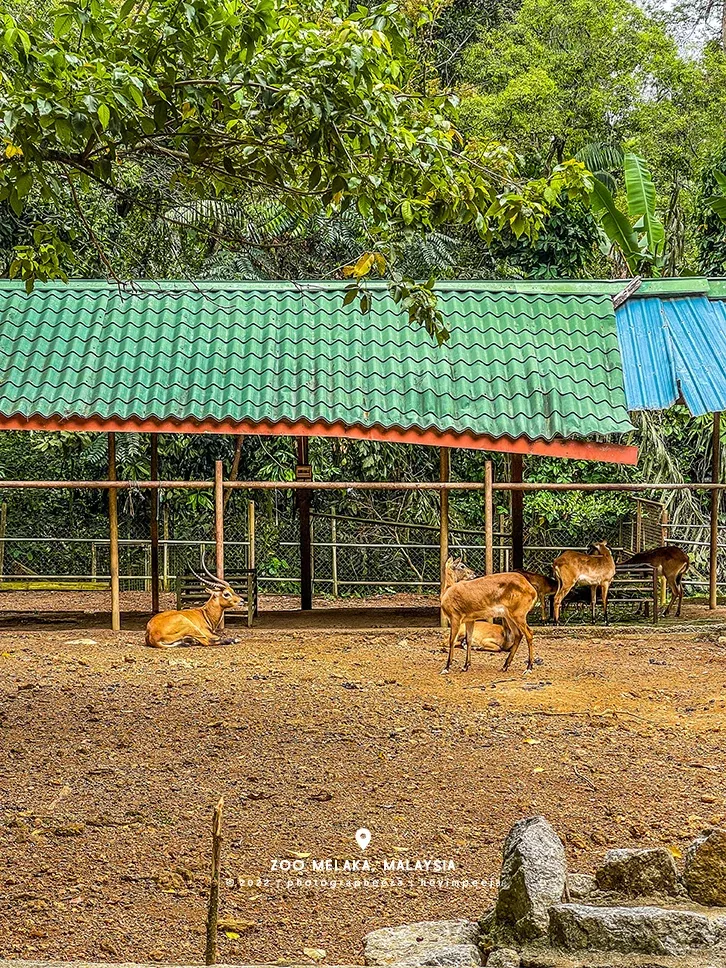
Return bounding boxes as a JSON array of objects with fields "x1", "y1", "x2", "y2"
[
  {"x1": 595, "y1": 848, "x2": 679, "y2": 897},
  {"x1": 495, "y1": 815, "x2": 566, "y2": 940},
  {"x1": 485, "y1": 949, "x2": 520, "y2": 968},
  {"x1": 684, "y1": 828, "x2": 726, "y2": 906},
  {"x1": 420, "y1": 944, "x2": 482, "y2": 966},
  {"x1": 363, "y1": 920, "x2": 480, "y2": 966},
  {"x1": 566, "y1": 873, "x2": 597, "y2": 900},
  {"x1": 548, "y1": 902, "x2": 726, "y2": 955}
]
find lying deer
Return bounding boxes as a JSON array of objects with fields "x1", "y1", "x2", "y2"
[
  {"x1": 145, "y1": 558, "x2": 242, "y2": 648},
  {"x1": 441, "y1": 557, "x2": 537, "y2": 673},
  {"x1": 553, "y1": 540, "x2": 615, "y2": 624},
  {"x1": 515, "y1": 570, "x2": 557, "y2": 622},
  {"x1": 617, "y1": 545, "x2": 689, "y2": 617}
]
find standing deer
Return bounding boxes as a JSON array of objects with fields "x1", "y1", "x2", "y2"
[
  {"x1": 145, "y1": 557, "x2": 242, "y2": 648},
  {"x1": 617, "y1": 546, "x2": 689, "y2": 617},
  {"x1": 515, "y1": 569, "x2": 558, "y2": 621},
  {"x1": 552, "y1": 540, "x2": 616, "y2": 624},
  {"x1": 440, "y1": 558, "x2": 537, "y2": 673}
]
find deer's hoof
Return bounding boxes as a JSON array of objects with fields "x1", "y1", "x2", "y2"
[{"x1": 440, "y1": 666, "x2": 451, "y2": 676}]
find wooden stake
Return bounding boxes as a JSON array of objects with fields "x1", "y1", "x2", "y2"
[
  {"x1": 108, "y1": 432, "x2": 121, "y2": 631},
  {"x1": 484, "y1": 460, "x2": 494, "y2": 576},
  {"x1": 150, "y1": 433, "x2": 160, "y2": 614},
  {"x1": 511, "y1": 454, "x2": 523, "y2": 570},
  {"x1": 439, "y1": 447, "x2": 450, "y2": 627},
  {"x1": 710, "y1": 412, "x2": 721, "y2": 610},
  {"x1": 247, "y1": 500, "x2": 256, "y2": 571},
  {"x1": 205, "y1": 796, "x2": 224, "y2": 966}
]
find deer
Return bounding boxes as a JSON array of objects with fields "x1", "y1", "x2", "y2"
[
  {"x1": 145, "y1": 556, "x2": 242, "y2": 648},
  {"x1": 552, "y1": 540, "x2": 616, "y2": 624},
  {"x1": 440, "y1": 557, "x2": 537, "y2": 673},
  {"x1": 515, "y1": 570, "x2": 558, "y2": 621},
  {"x1": 616, "y1": 545, "x2": 690, "y2": 617}
]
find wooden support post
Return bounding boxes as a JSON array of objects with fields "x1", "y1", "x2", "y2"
[
  {"x1": 205, "y1": 796, "x2": 224, "y2": 966},
  {"x1": 247, "y1": 500, "x2": 256, "y2": 570},
  {"x1": 297, "y1": 437, "x2": 313, "y2": 610},
  {"x1": 0, "y1": 502, "x2": 7, "y2": 584},
  {"x1": 150, "y1": 433, "x2": 160, "y2": 614},
  {"x1": 330, "y1": 507, "x2": 339, "y2": 597},
  {"x1": 511, "y1": 453, "x2": 524, "y2": 570},
  {"x1": 162, "y1": 504, "x2": 169, "y2": 591},
  {"x1": 484, "y1": 459, "x2": 494, "y2": 576},
  {"x1": 439, "y1": 447, "x2": 450, "y2": 627},
  {"x1": 108, "y1": 432, "x2": 121, "y2": 631},
  {"x1": 710, "y1": 412, "x2": 721, "y2": 609},
  {"x1": 214, "y1": 460, "x2": 225, "y2": 630}
]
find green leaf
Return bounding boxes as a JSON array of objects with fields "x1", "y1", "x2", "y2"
[
  {"x1": 623, "y1": 152, "x2": 664, "y2": 254},
  {"x1": 97, "y1": 104, "x2": 110, "y2": 130},
  {"x1": 590, "y1": 177, "x2": 642, "y2": 273},
  {"x1": 707, "y1": 195, "x2": 726, "y2": 224}
]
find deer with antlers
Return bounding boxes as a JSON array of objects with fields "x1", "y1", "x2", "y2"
[
  {"x1": 145, "y1": 556, "x2": 242, "y2": 648},
  {"x1": 617, "y1": 545, "x2": 690, "y2": 617},
  {"x1": 552, "y1": 540, "x2": 616, "y2": 624},
  {"x1": 441, "y1": 558, "x2": 537, "y2": 673}
]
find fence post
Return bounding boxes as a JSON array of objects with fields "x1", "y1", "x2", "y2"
[
  {"x1": 439, "y1": 448, "x2": 450, "y2": 627},
  {"x1": 144, "y1": 545, "x2": 152, "y2": 592},
  {"x1": 163, "y1": 504, "x2": 170, "y2": 591},
  {"x1": 484, "y1": 460, "x2": 494, "y2": 576},
  {"x1": 108, "y1": 432, "x2": 121, "y2": 632},
  {"x1": 0, "y1": 502, "x2": 6, "y2": 585},
  {"x1": 710, "y1": 411, "x2": 721, "y2": 609},
  {"x1": 331, "y1": 506, "x2": 338, "y2": 598},
  {"x1": 247, "y1": 500, "x2": 256, "y2": 571},
  {"x1": 91, "y1": 541, "x2": 97, "y2": 583},
  {"x1": 511, "y1": 454, "x2": 524, "y2": 570},
  {"x1": 214, "y1": 460, "x2": 225, "y2": 631},
  {"x1": 150, "y1": 433, "x2": 160, "y2": 613}
]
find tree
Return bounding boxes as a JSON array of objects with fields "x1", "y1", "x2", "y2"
[
  {"x1": 458, "y1": 0, "x2": 693, "y2": 169},
  {"x1": 0, "y1": 0, "x2": 591, "y2": 341}
]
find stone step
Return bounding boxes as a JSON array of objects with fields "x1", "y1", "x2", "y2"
[{"x1": 548, "y1": 902, "x2": 726, "y2": 957}]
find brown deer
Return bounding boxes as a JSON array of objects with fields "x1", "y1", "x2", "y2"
[
  {"x1": 553, "y1": 540, "x2": 616, "y2": 624},
  {"x1": 515, "y1": 570, "x2": 558, "y2": 621},
  {"x1": 617, "y1": 546, "x2": 689, "y2": 617},
  {"x1": 441, "y1": 558, "x2": 537, "y2": 673},
  {"x1": 145, "y1": 558, "x2": 242, "y2": 648}
]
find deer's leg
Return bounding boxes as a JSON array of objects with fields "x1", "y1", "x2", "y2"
[
  {"x1": 540, "y1": 594, "x2": 547, "y2": 622},
  {"x1": 678, "y1": 569, "x2": 685, "y2": 617},
  {"x1": 663, "y1": 574, "x2": 677, "y2": 616},
  {"x1": 523, "y1": 622, "x2": 535, "y2": 672},
  {"x1": 553, "y1": 577, "x2": 572, "y2": 624},
  {"x1": 502, "y1": 621, "x2": 523, "y2": 671},
  {"x1": 602, "y1": 581, "x2": 611, "y2": 624},
  {"x1": 463, "y1": 621, "x2": 475, "y2": 671},
  {"x1": 590, "y1": 584, "x2": 597, "y2": 623},
  {"x1": 442, "y1": 613, "x2": 459, "y2": 673}
]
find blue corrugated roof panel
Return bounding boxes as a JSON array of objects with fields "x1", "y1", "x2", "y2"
[{"x1": 615, "y1": 291, "x2": 726, "y2": 416}]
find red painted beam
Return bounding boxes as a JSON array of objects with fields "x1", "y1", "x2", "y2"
[{"x1": 0, "y1": 413, "x2": 639, "y2": 464}]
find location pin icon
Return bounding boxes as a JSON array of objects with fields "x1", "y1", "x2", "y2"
[{"x1": 355, "y1": 827, "x2": 372, "y2": 851}]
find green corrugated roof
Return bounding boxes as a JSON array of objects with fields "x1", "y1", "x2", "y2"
[{"x1": 0, "y1": 280, "x2": 633, "y2": 443}]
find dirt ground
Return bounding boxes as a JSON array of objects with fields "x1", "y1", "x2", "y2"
[{"x1": 1, "y1": 601, "x2": 726, "y2": 966}]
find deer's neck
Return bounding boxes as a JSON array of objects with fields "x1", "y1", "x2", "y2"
[{"x1": 202, "y1": 596, "x2": 223, "y2": 631}]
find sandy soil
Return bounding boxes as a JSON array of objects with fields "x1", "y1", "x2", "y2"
[{"x1": 1, "y1": 615, "x2": 726, "y2": 966}]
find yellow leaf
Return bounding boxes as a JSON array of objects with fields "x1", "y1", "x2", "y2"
[
  {"x1": 223, "y1": 931, "x2": 240, "y2": 940},
  {"x1": 303, "y1": 948, "x2": 326, "y2": 962},
  {"x1": 285, "y1": 850, "x2": 311, "y2": 859},
  {"x1": 524, "y1": 738, "x2": 540, "y2": 745},
  {"x1": 4, "y1": 143, "x2": 23, "y2": 158},
  {"x1": 667, "y1": 845, "x2": 682, "y2": 858},
  {"x1": 533, "y1": 767, "x2": 544, "y2": 774}
]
